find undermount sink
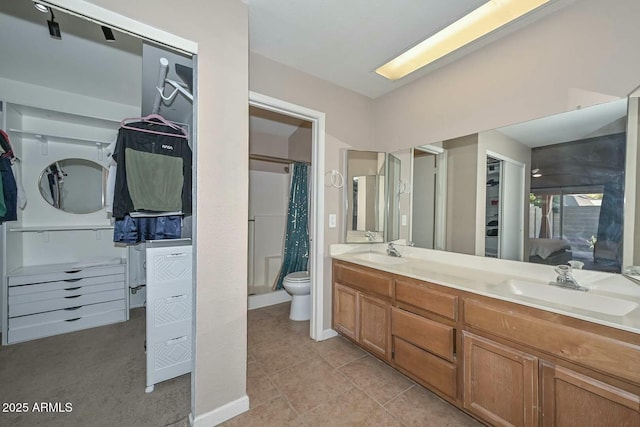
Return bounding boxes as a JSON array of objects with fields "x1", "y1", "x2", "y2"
[
  {"x1": 352, "y1": 252, "x2": 408, "y2": 265},
  {"x1": 494, "y1": 279, "x2": 638, "y2": 317}
]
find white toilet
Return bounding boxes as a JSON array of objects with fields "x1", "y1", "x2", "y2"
[{"x1": 282, "y1": 271, "x2": 311, "y2": 321}]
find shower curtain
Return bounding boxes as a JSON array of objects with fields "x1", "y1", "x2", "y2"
[{"x1": 273, "y1": 162, "x2": 309, "y2": 290}]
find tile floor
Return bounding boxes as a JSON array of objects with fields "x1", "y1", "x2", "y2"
[{"x1": 222, "y1": 302, "x2": 482, "y2": 426}]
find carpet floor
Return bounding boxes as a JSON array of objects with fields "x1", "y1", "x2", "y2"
[{"x1": 0, "y1": 308, "x2": 190, "y2": 427}]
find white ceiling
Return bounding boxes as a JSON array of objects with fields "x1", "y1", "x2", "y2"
[
  {"x1": 0, "y1": 0, "x2": 572, "y2": 118},
  {"x1": 249, "y1": 0, "x2": 486, "y2": 98},
  {"x1": 496, "y1": 99, "x2": 628, "y2": 147}
]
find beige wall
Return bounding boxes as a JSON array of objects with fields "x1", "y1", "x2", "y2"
[
  {"x1": 250, "y1": 130, "x2": 290, "y2": 173},
  {"x1": 288, "y1": 125, "x2": 312, "y2": 163},
  {"x1": 372, "y1": 0, "x2": 640, "y2": 154},
  {"x1": 80, "y1": 0, "x2": 249, "y2": 422},
  {"x1": 250, "y1": 52, "x2": 374, "y2": 330},
  {"x1": 443, "y1": 135, "x2": 478, "y2": 255}
]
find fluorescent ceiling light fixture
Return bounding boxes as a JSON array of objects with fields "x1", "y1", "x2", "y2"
[{"x1": 376, "y1": 0, "x2": 551, "y2": 80}]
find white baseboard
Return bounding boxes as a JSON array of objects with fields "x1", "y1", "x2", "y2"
[
  {"x1": 192, "y1": 395, "x2": 249, "y2": 427},
  {"x1": 248, "y1": 289, "x2": 291, "y2": 310},
  {"x1": 321, "y1": 328, "x2": 338, "y2": 340}
]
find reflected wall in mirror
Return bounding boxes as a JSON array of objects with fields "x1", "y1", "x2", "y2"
[
  {"x1": 396, "y1": 96, "x2": 635, "y2": 273},
  {"x1": 38, "y1": 158, "x2": 107, "y2": 214},
  {"x1": 344, "y1": 150, "x2": 386, "y2": 243}
]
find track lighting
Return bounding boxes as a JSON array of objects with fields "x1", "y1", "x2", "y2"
[
  {"x1": 101, "y1": 26, "x2": 115, "y2": 42},
  {"x1": 33, "y1": 2, "x2": 49, "y2": 13},
  {"x1": 47, "y1": 9, "x2": 61, "y2": 39}
]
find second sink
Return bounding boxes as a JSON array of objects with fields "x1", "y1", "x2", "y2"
[{"x1": 494, "y1": 279, "x2": 638, "y2": 317}]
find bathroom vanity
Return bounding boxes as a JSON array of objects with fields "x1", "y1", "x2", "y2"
[{"x1": 331, "y1": 246, "x2": 640, "y2": 427}]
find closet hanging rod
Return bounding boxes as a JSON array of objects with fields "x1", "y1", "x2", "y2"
[{"x1": 249, "y1": 154, "x2": 310, "y2": 165}]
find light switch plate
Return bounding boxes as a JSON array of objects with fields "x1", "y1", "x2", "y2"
[{"x1": 329, "y1": 213, "x2": 337, "y2": 228}]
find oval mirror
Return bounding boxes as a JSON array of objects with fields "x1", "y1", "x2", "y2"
[{"x1": 38, "y1": 158, "x2": 107, "y2": 214}]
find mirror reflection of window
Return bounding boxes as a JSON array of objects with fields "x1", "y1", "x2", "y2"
[{"x1": 39, "y1": 159, "x2": 107, "y2": 214}]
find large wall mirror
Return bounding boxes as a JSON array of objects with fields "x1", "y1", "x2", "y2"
[
  {"x1": 344, "y1": 150, "x2": 386, "y2": 243},
  {"x1": 390, "y1": 93, "x2": 639, "y2": 274},
  {"x1": 38, "y1": 158, "x2": 107, "y2": 214}
]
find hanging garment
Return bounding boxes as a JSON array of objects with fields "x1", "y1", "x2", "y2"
[
  {"x1": 0, "y1": 157, "x2": 17, "y2": 221},
  {"x1": 113, "y1": 215, "x2": 182, "y2": 244},
  {"x1": 12, "y1": 161, "x2": 26, "y2": 210},
  {"x1": 0, "y1": 162, "x2": 6, "y2": 218},
  {"x1": 112, "y1": 120, "x2": 192, "y2": 218},
  {"x1": 104, "y1": 139, "x2": 117, "y2": 215},
  {"x1": 0, "y1": 129, "x2": 14, "y2": 159}
]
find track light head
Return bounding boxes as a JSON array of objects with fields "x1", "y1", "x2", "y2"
[
  {"x1": 33, "y1": 2, "x2": 49, "y2": 13},
  {"x1": 47, "y1": 9, "x2": 61, "y2": 39},
  {"x1": 101, "y1": 26, "x2": 115, "y2": 42}
]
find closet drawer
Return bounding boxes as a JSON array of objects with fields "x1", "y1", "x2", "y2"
[
  {"x1": 151, "y1": 334, "x2": 192, "y2": 377},
  {"x1": 9, "y1": 289, "x2": 125, "y2": 317},
  {"x1": 8, "y1": 309, "x2": 126, "y2": 344},
  {"x1": 9, "y1": 300, "x2": 126, "y2": 329},
  {"x1": 8, "y1": 265, "x2": 125, "y2": 286},
  {"x1": 152, "y1": 293, "x2": 192, "y2": 328},
  {"x1": 9, "y1": 274, "x2": 125, "y2": 296},
  {"x1": 9, "y1": 281, "x2": 124, "y2": 305}
]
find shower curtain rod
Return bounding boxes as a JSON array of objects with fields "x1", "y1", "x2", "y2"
[{"x1": 249, "y1": 154, "x2": 310, "y2": 165}]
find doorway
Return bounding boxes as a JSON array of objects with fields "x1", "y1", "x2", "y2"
[{"x1": 249, "y1": 92, "x2": 326, "y2": 341}]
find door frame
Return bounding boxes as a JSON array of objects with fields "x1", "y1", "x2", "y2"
[{"x1": 249, "y1": 91, "x2": 326, "y2": 341}]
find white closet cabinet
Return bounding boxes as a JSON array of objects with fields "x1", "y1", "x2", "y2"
[
  {"x1": 5, "y1": 262, "x2": 126, "y2": 344},
  {"x1": 145, "y1": 240, "x2": 192, "y2": 393}
]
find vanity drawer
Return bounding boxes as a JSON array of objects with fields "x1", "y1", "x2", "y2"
[
  {"x1": 395, "y1": 278, "x2": 458, "y2": 320},
  {"x1": 334, "y1": 261, "x2": 393, "y2": 298},
  {"x1": 9, "y1": 300, "x2": 125, "y2": 329},
  {"x1": 394, "y1": 337, "x2": 457, "y2": 400},
  {"x1": 8, "y1": 264, "x2": 125, "y2": 286},
  {"x1": 8, "y1": 308, "x2": 125, "y2": 344},
  {"x1": 9, "y1": 274, "x2": 125, "y2": 296},
  {"x1": 464, "y1": 299, "x2": 640, "y2": 384},
  {"x1": 9, "y1": 289, "x2": 125, "y2": 317},
  {"x1": 9, "y1": 281, "x2": 124, "y2": 305},
  {"x1": 392, "y1": 307, "x2": 455, "y2": 362}
]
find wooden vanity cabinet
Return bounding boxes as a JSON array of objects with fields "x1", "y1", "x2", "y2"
[
  {"x1": 332, "y1": 259, "x2": 640, "y2": 427},
  {"x1": 540, "y1": 361, "x2": 640, "y2": 427},
  {"x1": 463, "y1": 331, "x2": 539, "y2": 427},
  {"x1": 332, "y1": 261, "x2": 392, "y2": 361}
]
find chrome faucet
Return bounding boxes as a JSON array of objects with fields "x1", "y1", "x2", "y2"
[
  {"x1": 364, "y1": 231, "x2": 376, "y2": 241},
  {"x1": 387, "y1": 243, "x2": 402, "y2": 257},
  {"x1": 549, "y1": 265, "x2": 588, "y2": 292}
]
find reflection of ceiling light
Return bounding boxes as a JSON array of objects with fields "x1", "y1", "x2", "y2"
[
  {"x1": 47, "y1": 9, "x2": 61, "y2": 39},
  {"x1": 101, "y1": 26, "x2": 116, "y2": 42},
  {"x1": 376, "y1": 0, "x2": 551, "y2": 80},
  {"x1": 33, "y1": 2, "x2": 49, "y2": 13},
  {"x1": 532, "y1": 168, "x2": 542, "y2": 178}
]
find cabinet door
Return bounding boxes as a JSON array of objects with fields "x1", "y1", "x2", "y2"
[
  {"x1": 359, "y1": 293, "x2": 391, "y2": 360},
  {"x1": 541, "y1": 361, "x2": 640, "y2": 427},
  {"x1": 463, "y1": 332, "x2": 538, "y2": 427},
  {"x1": 333, "y1": 283, "x2": 358, "y2": 341}
]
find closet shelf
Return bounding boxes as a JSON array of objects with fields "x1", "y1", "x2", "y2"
[
  {"x1": 8, "y1": 129, "x2": 112, "y2": 146},
  {"x1": 9, "y1": 225, "x2": 114, "y2": 233}
]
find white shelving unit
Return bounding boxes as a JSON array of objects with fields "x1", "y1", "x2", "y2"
[
  {"x1": 145, "y1": 239, "x2": 192, "y2": 393},
  {"x1": 485, "y1": 161, "x2": 501, "y2": 258}
]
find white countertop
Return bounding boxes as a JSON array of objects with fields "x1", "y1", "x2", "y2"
[{"x1": 331, "y1": 244, "x2": 640, "y2": 335}]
